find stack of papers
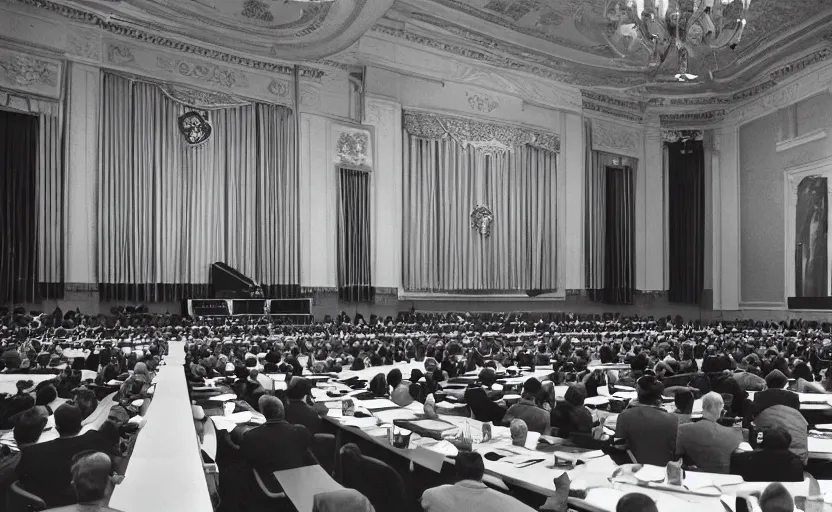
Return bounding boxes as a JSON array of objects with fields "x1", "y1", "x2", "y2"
[
  {"x1": 208, "y1": 394, "x2": 239, "y2": 402},
  {"x1": 339, "y1": 416, "x2": 380, "y2": 429},
  {"x1": 356, "y1": 398, "x2": 399, "y2": 410}
]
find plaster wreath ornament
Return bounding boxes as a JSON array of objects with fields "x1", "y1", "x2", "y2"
[
  {"x1": 470, "y1": 205, "x2": 495, "y2": 238},
  {"x1": 0, "y1": 55, "x2": 58, "y2": 86},
  {"x1": 177, "y1": 111, "x2": 212, "y2": 146}
]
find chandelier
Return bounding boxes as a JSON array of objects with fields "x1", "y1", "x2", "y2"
[{"x1": 602, "y1": 0, "x2": 753, "y2": 82}]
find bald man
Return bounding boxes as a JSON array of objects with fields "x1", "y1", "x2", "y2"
[
  {"x1": 675, "y1": 392, "x2": 743, "y2": 473},
  {"x1": 46, "y1": 451, "x2": 123, "y2": 512}
]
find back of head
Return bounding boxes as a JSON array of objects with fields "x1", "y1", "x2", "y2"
[
  {"x1": 759, "y1": 426, "x2": 792, "y2": 450},
  {"x1": 636, "y1": 375, "x2": 664, "y2": 405},
  {"x1": 35, "y1": 384, "x2": 57, "y2": 407},
  {"x1": 71, "y1": 452, "x2": 114, "y2": 503},
  {"x1": 454, "y1": 451, "x2": 485, "y2": 482},
  {"x1": 369, "y1": 373, "x2": 387, "y2": 397},
  {"x1": 55, "y1": 404, "x2": 83, "y2": 437},
  {"x1": 74, "y1": 389, "x2": 99, "y2": 420},
  {"x1": 765, "y1": 369, "x2": 788, "y2": 390},
  {"x1": 701, "y1": 391, "x2": 724, "y2": 420},
  {"x1": 759, "y1": 483, "x2": 794, "y2": 512},
  {"x1": 674, "y1": 389, "x2": 695, "y2": 414},
  {"x1": 386, "y1": 368, "x2": 403, "y2": 389},
  {"x1": 286, "y1": 377, "x2": 312, "y2": 400},
  {"x1": 522, "y1": 377, "x2": 542, "y2": 399},
  {"x1": 565, "y1": 383, "x2": 587, "y2": 407},
  {"x1": 478, "y1": 368, "x2": 497, "y2": 387},
  {"x1": 13, "y1": 407, "x2": 47, "y2": 445},
  {"x1": 258, "y1": 395, "x2": 285, "y2": 421},
  {"x1": 616, "y1": 493, "x2": 658, "y2": 512}
]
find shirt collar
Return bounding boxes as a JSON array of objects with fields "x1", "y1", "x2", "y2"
[{"x1": 455, "y1": 480, "x2": 488, "y2": 490}]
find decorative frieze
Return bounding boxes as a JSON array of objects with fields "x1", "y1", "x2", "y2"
[
  {"x1": 465, "y1": 91, "x2": 499, "y2": 113},
  {"x1": 582, "y1": 99, "x2": 643, "y2": 123},
  {"x1": 661, "y1": 129, "x2": 703, "y2": 143},
  {"x1": 660, "y1": 109, "x2": 727, "y2": 124},
  {"x1": 0, "y1": 48, "x2": 62, "y2": 98},
  {"x1": 107, "y1": 45, "x2": 135, "y2": 65},
  {"x1": 592, "y1": 122, "x2": 642, "y2": 159},
  {"x1": 157, "y1": 55, "x2": 250, "y2": 88},
  {"x1": 66, "y1": 28, "x2": 101, "y2": 61},
  {"x1": 158, "y1": 83, "x2": 251, "y2": 109}
]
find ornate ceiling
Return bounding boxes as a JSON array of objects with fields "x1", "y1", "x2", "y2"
[
  {"x1": 380, "y1": 0, "x2": 832, "y2": 97},
  {"x1": 40, "y1": 0, "x2": 396, "y2": 60}
]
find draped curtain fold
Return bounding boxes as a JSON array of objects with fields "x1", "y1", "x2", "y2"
[
  {"x1": 98, "y1": 73, "x2": 299, "y2": 302},
  {"x1": 403, "y1": 135, "x2": 557, "y2": 293},
  {"x1": 337, "y1": 168, "x2": 373, "y2": 302},
  {"x1": 795, "y1": 176, "x2": 828, "y2": 297},
  {"x1": 37, "y1": 112, "x2": 65, "y2": 299},
  {"x1": 0, "y1": 110, "x2": 39, "y2": 304},
  {"x1": 667, "y1": 140, "x2": 705, "y2": 304},
  {"x1": 585, "y1": 137, "x2": 636, "y2": 304}
]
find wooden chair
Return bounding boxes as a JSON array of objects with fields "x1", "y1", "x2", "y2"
[
  {"x1": 7, "y1": 481, "x2": 46, "y2": 512},
  {"x1": 339, "y1": 443, "x2": 409, "y2": 512},
  {"x1": 313, "y1": 433, "x2": 336, "y2": 476}
]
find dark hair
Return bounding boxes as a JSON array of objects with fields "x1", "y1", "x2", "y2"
[
  {"x1": 454, "y1": 451, "x2": 485, "y2": 481},
  {"x1": 674, "y1": 389, "x2": 695, "y2": 414},
  {"x1": 386, "y1": 368, "x2": 403, "y2": 389},
  {"x1": 54, "y1": 404, "x2": 83, "y2": 436},
  {"x1": 369, "y1": 374, "x2": 387, "y2": 397},
  {"x1": 616, "y1": 493, "x2": 658, "y2": 512},
  {"x1": 74, "y1": 389, "x2": 98, "y2": 420},
  {"x1": 522, "y1": 378, "x2": 542, "y2": 398},
  {"x1": 793, "y1": 362, "x2": 813, "y2": 382},
  {"x1": 35, "y1": 384, "x2": 57, "y2": 407},
  {"x1": 759, "y1": 482, "x2": 794, "y2": 512},
  {"x1": 13, "y1": 407, "x2": 47, "y2": 445}
]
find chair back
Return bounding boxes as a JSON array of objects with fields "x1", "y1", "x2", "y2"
[
  {"x1": 313, "y1": 433, "x2": 336, "y2": 475},
  {"x1": 7, "y1": 481, "x2": 46, "y2": 512},
  {"x1": 340, "y1": 444, "x2": 407, "y2": 512}
]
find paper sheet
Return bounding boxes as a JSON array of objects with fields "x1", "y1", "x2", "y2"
[
  {"x1": 227, "y1": 411, "x2": 252, "y2": 424},
  {"x1": 524, "y1": 431, "x2": 541, "y2": 450},
  {"x1": 355, "y1": 398, "x2": 399, "y2": 410},
  {"x1": 410, "y1": 446, "x2": 448, "y2": 472},
  {"x1": 211, "y1": 416, "x2": 238, "y2": 432},
  {"x1": 373, "y1": 408, "x2": 418, "y2": 424},
  {"x1": 325, "y1": 408, "x2": 343, "y2": 418},
  {"x1": 585, "y1": 487, "x2": 626, "y2": 511},
  {"x1": 339, "y1": 416, "x2": 380, "y2": 429},
  {"x1": 635, "y1": 464, "x2": 666, "y2": 483},
  {"x1": 584, "y1": 396, "x2": 611, "y2": 406},
  {"x1": 208, "y1": 393, "x2": 239, "y2": 402}
]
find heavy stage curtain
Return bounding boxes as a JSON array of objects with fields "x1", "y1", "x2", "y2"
[
  {"x1": 37, "y1": 112, "x2": 64, "y2": 299},
  {"x1": 98, "y1": 73, "x2": 299, "y2": 302},
  {"x1": 403, "y1": 136, "x2": 557, "y2": 293},
  {"x1": 667, "y1": 140, "x2": 705, "y2": 304},
  {"x1": 0, "y1": 110, "x2": 39, "y2": 304},
  {"x1": 338, "y1": 167, "x2": 373, "y2": 302},
  {"x1": 794, "y1": 176, "x2": 827, "y2": 297},
  {"x1": 585, "y1": 137, "x2": 636, "y2": 304}
]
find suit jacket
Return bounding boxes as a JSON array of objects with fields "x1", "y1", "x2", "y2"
[
  {"x1": 17, "y1": 431, "x2": 109, "y2": 507},
  {"x1": 504, "y1": 400, "x2": 550, "y2": 434},
  {"x1": 284, "y1": 399, "x2": 324, "y2": 434},
  {"x1": 239, "y1": 419, "x2": 313, "y2": 484},
  {"x1": 464, "y1": 387, "x2": 506, "y2": 425},
  {"x1": 550, "y1": 402, "x2": 593, "y2": 438},
  {"x1": 313, "y1": 489, "x2": 375, "y2": 512},
  {"x1": 421, "y1": 480, "x2": 535, "y2": 512},
  {"x1": 753, "y1": 389, "x2": 800, "y2": 416},
  {"x1": 730, "y1": 449, "x2": 804, "y2": 482}
]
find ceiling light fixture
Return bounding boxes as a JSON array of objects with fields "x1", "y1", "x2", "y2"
[{"x1": 599, "y1": 0, "x2": 753, "y2": 82}]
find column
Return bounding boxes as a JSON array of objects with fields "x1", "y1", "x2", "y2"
[
  {"x1": 366, "y1": 96, "x2": 403, "y2": 292},
  {"x1": 65, "y1": 63, "x2": 100, "y2": 289},
  {"x1": 643, "y1": 120, "x2": 664, "y2": 291},
  {"x1": 561, "y1": 112, "x2": 583, "y2": 290},
  {"x1": 713, "y1": 124, "x2": 741, "y2": 310}
]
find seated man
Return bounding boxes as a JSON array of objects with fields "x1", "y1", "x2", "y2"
[
  {"x1": 753, "y1": 370, "x2": 800, "y2": 415},
  {"x1": 672, "y1": 389, "x2": 695, "y2": 425},
  {"x1": 239, "y1": 396, "x2": 314, "y2": 497},
  {"x1": 614, "y1": 375, "x2": 678, "y2": 466},
  {"x1": 387, "y1": 369, "x2": 413, "y2": 407},
  {"x1": 421, "y1": 451, "x2": 537, "y2": 512},
  {"x1": 503, "y1": 378, "x2": 550, "y2": 434},
  {"x1": 74, "y1": 389, "x2": 100, "y2": 431},
  {"x1": 45, "y1": 452, "x2": 124, "y2": 512},
  {"x1": 17, "y1": 405, "x2": 109, "y2": 507},
  {"x1": 550, "y1": 384, "x2": 593, "y2": 438},
  {"x1": 676, "y1": 392, "x2": 742, "y2": 473},
  {"x1": 0, "y1": 407, "x2": 47, "y2": 492},
  {"x1": 284, "y1": 377, "x2": 327, "y2": 434},
  {"x1": 464, "y1": 368, "x2": 507, "y2": 425},
  {"x1": 731, "y1": 426, "x2": 803, "y2": 482}
]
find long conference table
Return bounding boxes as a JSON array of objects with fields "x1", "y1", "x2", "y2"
[{"x1": 109, "y1": 341, "x2": 213, "y2": 512}]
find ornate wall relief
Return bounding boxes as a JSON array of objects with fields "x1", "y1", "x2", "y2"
[
  {"x1": 156, "y1": 55, "x2": 249, "y2": 88},
  {"x1": 0, "y1": 48, "x2": 62, "y2": 98},
  {"x1": 107, "y1": 45, "x2": 135, "y2": 65},
  {"x1": 158, "y1": 83, "x2": 251, "y2": 109},
  {"x1": 465, "y1": 91, "x2": 498, "y2": 113},
  {"x1": 332, "y1": 124, "x2": 373, "y2": 170},
  {"x1": 66, "y1": 27, "x2": 101, "y2": 61},
  {"x1": 591, "y1": 122, "x2": 642, "y2": 159},
  {"x1": 268, "y1": 79, "x2": 291, "y2": 99}
]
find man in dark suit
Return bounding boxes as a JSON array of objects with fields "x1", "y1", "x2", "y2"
[
  {"x1": 464, "y1": 368, "x2": 506, "y2": 425},
  {"x1": 753, "y1": 369, "x2": 800, "y2": 416},
  {"x1": 17, "y1": 404, "x2": 109, "y2": 507},
  {"x1": 283, "y1": 377, "x2": 326, "y2": 434},
  {"x1": 240, "y1": 395, "x2": 314, "y2": 502},
  {"x1": 731, "y1": 426, "x2": 804, "y2": 482}
]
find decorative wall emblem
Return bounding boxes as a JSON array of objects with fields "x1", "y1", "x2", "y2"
[
  {"x1": 661, "y1": 129, "x2": 703, "y2": 144},
  {"x1": 157, "y1": 56, "x2": 249, "y2": 88},
  {"x1": 465, "y1": 91, "x2": 499, "y2": 113},
  {"x1": 178, "y1": 111, "x2": 212, "y2": 146},
  {"x1": 403, "y1": 110, "x2": 560, "y2": 153},
  {"x1": 336, "y1": 131, "x2": 370, "y2": 168},
  {"x1": 107, "y1": 45, "x2": 135, "y2": 65},
  {"x1": 591, "y1": 123, "x2": 641, "y2": 158},
  {"x1": 470, "y1": 205, "x2": 494, "y2": 238},
  {"x1": 0, "y1": 54, "x2": 58, "y2": 86},
  {"x1": 268, "y1": 79, "x2": 290, "y2": 98},
  {"x1": 159, "y1": 84, "x2": 249, "y2": 109}
]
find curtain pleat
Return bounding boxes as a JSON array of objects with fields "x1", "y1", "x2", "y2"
[
  {"x1": 0, "y1": 110, "x2": 39, "y2": 304},
  {"x1": 98, "y1": 73, "x2": 299, "y2": 302},
  {"x1": 795, "y1": 176, "x2": 828, "y2": 297},
  {"x1": 667, "y1": 140, "x2": 705, "y2": 304},
  {"x1": 402, "y1": 135, "x2": 557, "y2": 293},
  {"x1": 36, "y1": 112, "x2": 64, "y2": 299},
  {"x1": 604, "y1": 166, "x2": 635, "y2": 304},
  {"x1": 337, "y1": 167, "x2": 374, "y2": 302}
]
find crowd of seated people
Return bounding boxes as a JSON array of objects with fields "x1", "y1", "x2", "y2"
[{"x1": 0, "y1": 306, "x2": 826, "y2": 511}]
